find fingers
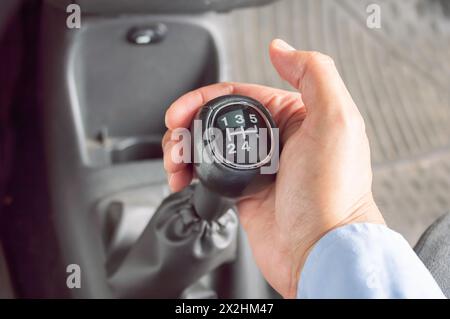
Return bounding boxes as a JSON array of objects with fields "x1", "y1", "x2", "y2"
[
  {"x1": 163, "y1": 63, "x2": 315, "y2": 192},
  {"x1": 164, "y1": 84, "x2": 236, "y2": 192},
  {"x1": 231, "y1": 83, "x2": 305, "y2": 129},
  {"x1": 269, "y1": 39, "x2": 360, "y2": 121},
  {"x1": 162, "y1": 129, "x2": 186, "y2": 173},
  {"x1": 168, "y1": 169, "x2": 193, "y2": 192},
  {"x1": 162, "y1": 129, "x2": 191, "y2": 191},
  {"x1": 165, "y1": 82, "x2": 235, "y2": 130},
  {"x1": 166, "y1": 81, "x2": 305, "y2": 130},
  {"x1": 161, "y1": 129, "x2": 171, "y2": 149},
  {"x1": 163, "y1": 139, "x2": 188, "y2": 173}
]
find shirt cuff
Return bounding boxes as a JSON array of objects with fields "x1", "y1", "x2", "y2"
[{"x1": 297, "y1": 223, "x2": 445, "y2": 299}]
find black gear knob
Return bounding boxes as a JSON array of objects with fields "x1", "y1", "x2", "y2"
[{"x1": 191, "y1": 95, "x2": 278, "y2": 199}]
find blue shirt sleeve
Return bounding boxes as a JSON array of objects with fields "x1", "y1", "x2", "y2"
[{"x1": 297, "y1": 223, "x2": 446, "y2": 299}]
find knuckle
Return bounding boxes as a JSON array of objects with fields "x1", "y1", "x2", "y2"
[
  {"x1": 307, "y1": 51, "x2": 335, "y2": 67},
  {"x1": 220, "y1": 81, "x2": 234, "y2": 88},
  {"x1": 216, "y1": 82, "x2": 235, "y2": 95}
]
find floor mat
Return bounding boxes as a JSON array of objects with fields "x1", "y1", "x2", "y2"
[{"x1": 220, "y1": 0, "x2": 450, "y2": 244}]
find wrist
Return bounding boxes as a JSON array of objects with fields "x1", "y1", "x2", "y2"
[{"x1": 287, "y1": 194, "x2": 385, "y2": 298}]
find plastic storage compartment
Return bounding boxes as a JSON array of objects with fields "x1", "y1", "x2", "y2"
[{"x1": 71, "y1": 20, "x2": 219, "y2": 165}]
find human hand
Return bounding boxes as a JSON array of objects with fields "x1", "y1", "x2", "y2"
[{"x1": 163, "y1": 39, "x2": 385, "y2": 298}]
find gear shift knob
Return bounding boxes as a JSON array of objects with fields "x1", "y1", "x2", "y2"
[{"x1": 192, "y1": 95, "x2": 278, "y2": 199}]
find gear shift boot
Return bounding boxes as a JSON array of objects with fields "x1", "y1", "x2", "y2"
[{"x1": 108, "y1": 184, "x2": 238, "y2": 298}]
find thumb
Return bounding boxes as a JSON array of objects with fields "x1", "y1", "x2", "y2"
[{"x1": 269, "y1": 39, "x2": 357, "y2": 119}]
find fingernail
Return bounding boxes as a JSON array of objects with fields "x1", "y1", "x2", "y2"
[{"x1": 273, "y1": 39, "x2": 295, "y2": 51}]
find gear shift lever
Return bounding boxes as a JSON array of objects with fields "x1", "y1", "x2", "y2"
[{"x1": 108, "y1": 95, "x2": 277, "y2": 298}]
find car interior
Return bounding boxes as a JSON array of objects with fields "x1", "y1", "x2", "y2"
[{"x1": 0, "y1": 0, "x2": 449, "y2": 298}]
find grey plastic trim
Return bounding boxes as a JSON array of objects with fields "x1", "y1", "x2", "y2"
[{"x1": 45, "y1": 0, "x2": 278, "y2": 14}]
